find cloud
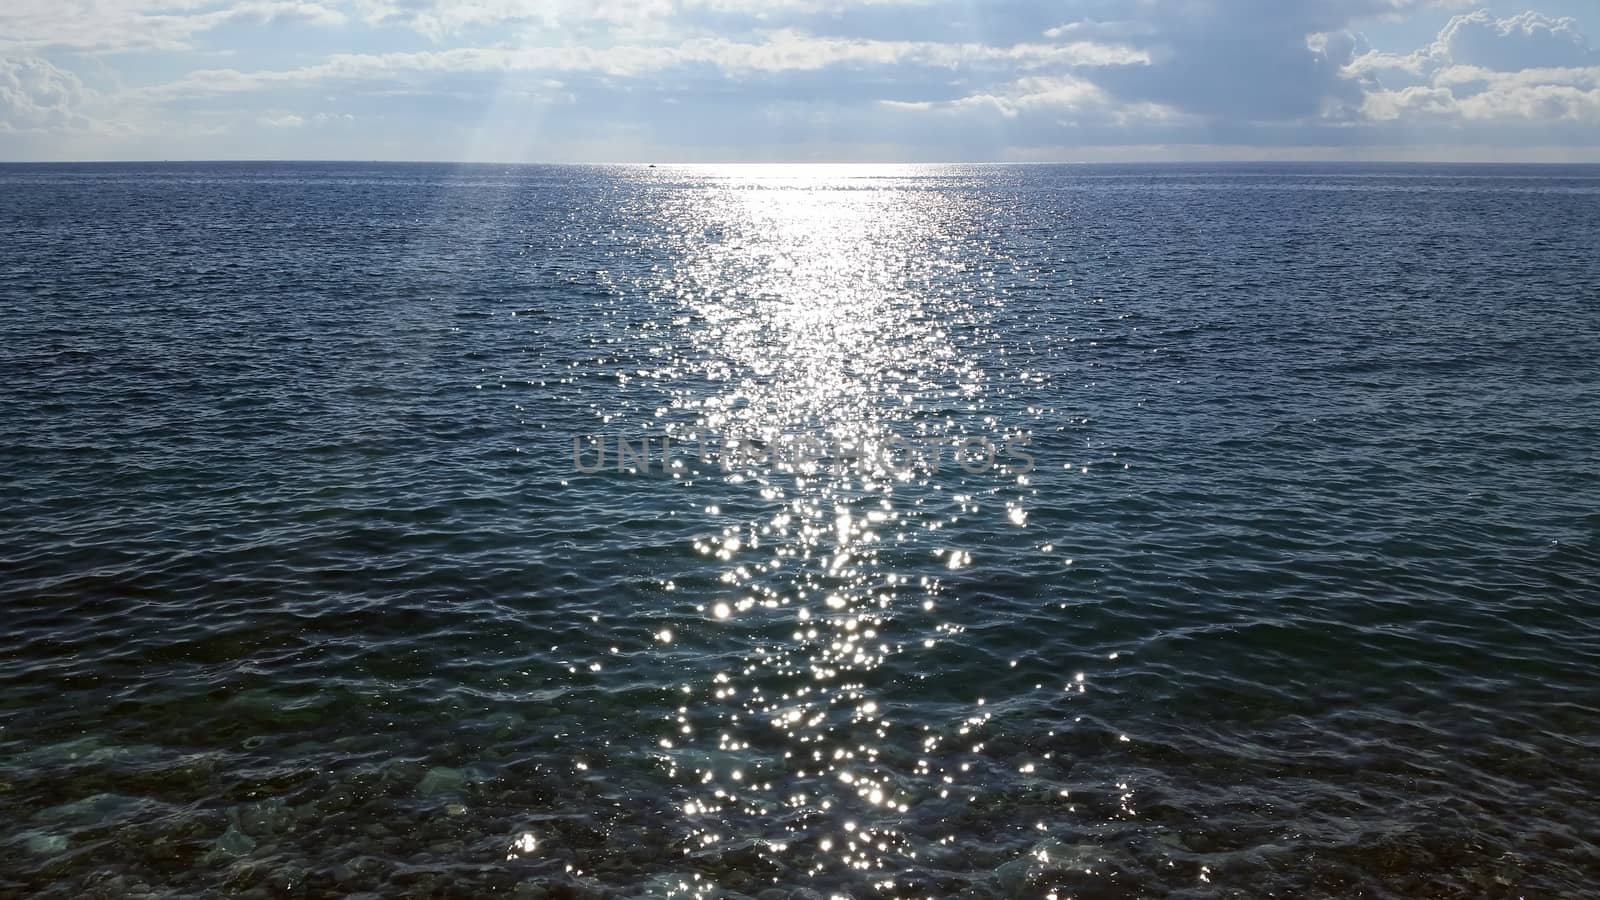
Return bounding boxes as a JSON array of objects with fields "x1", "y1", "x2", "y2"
[
  {"x1": 1437, "y1": 10, "x2": 1595, "y2": 70},
  {"x1": 0, "y1": 0, "x2": 346, "y2": 52},
  {"x1": 137, "y1": 30, "x2": 1148, "y2": 100},
  {"x1": 230, "y1": 1, "x2": 347, "y2": 27},
  {"x1": 1075, "y1": 0, "x2": 1448, "y2": 121},
  {"x1": 0, "y1": 56, "x2": 91, "y2": 132},
  {"x1": 345, "y1": 0, "x2": 938, "y2": 40},
  {"x1": 1351, "y1": 9, "x2": 1597, "y2": 77},
  {"x1": 259, "y1": 110, "x2": 357, "y2": 127},
  {"x1": 1363, "y1": 65, "x2": 1600, "y2": 122},
  {"x1": 3, "y1": 1, "x2": 1598, "y2": 161},
  {"x1": 1043, "y1": 20, "x2": 1157, "y2": 42},
  {"x1": 1352, "y1": 10, "x2": 1600, "y2": 125},
  {"x1": 879, "y1": 73, "x2": 1182, "y2": 123},
  {"x1": 883, "y1": 75, "x2": 1106, "y2": 118}
]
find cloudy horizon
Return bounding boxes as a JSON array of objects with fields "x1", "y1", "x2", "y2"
[{"x1": 3, "y1": 0, "x2": 1598, "y2": 163}]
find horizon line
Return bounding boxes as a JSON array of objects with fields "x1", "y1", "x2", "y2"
[{"x1": 5, "y1": 158, "x2": 1600, "y2": 167}]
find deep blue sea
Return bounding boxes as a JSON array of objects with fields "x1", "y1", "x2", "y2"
[{"x1": 2, "y1": 162, "x2": 1599, "y2": 899}]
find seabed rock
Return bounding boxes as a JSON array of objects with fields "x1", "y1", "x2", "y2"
[
  {"x1": 212, "y1": 824, "x2": 258, "y2": 858},
  {"x1": 418, "y1": 766, "x2": 468, "y2": 797},
  {"x1": 237, "y1": 797, "x2": 294, "y2": 835},
  {"x1": 20, "y1": 830, "x2": 69, "y2": 855}
]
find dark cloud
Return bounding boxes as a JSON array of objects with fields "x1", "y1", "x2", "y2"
[{"x1": 1082, "y1": 0, "x2": 1416, "y2": 120}]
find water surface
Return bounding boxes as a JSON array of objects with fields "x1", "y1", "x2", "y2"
[{"x1": 2, "y1": 162, "x2": 1599, "y2": 898}]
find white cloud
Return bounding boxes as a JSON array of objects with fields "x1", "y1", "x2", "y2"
[
  {"x1": 258, "y1": 110, "x2": 356, "y2": 127},
  {"x1": 0, "y1": 0, "x2": 345, "y2": 52},
  {"x1": 1350, "y1": 9, "x2": 1595, "y2": 78},
  {"x1": 881, "y1": 74, "x2": 1167, "y2": 121},
  {"x1": 1437, "y1": 10, "x2": 1595, "y2": 70},
  {"x1": 1361, "y1": 84, "x2": 1457, "y2": 120},
  {"x1": 0, "y1": 56, "x2": 91, "y2": 132},
  {"x1": 1044, "y1": 20, "x2": 1157, "y2": 42},
  {"x1": 1434, "y1": 63, "x2": 1600, "y2": 89},
  {"x1": 135, "y1": 30, "x2": 1147, "y2": 100},
  {"x1": 1350, "y1": 10, "x2": 1600, "y2": 125},
  {"x1": 232, "y1": 1, "x2": 347, "y2": 27},
  {"x1": 348, "y1": 0, "x2": 934, "y2": 40}
]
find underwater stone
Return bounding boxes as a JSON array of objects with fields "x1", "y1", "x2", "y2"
[
  {"x1": 23, "y1": 831, "x2": 69, "y2": 855},
  {"x1": 237, "y1": 797, "x2": 293, "y2": 835},
  {"x1": 417, "y1": 766, "x2": 467, "y2": 797},
  {"x1": 214, "y1": 825, "x2": 257, "y2": 857}
]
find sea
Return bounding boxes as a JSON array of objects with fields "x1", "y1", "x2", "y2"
[{"x1": 1, "y1": 162, "x2": 1598, "y2": 899}]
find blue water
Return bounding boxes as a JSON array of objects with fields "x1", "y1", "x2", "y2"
[{"x1": 2, "y1": 162, "x2": 1598, "y2": 898}]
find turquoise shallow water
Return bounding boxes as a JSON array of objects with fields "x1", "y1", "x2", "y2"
[{"x1": 1, "y1": 162, "x2": 1599, "y2": 898}]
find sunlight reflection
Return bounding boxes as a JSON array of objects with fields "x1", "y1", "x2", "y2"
[{"x1": 635, "y1": 166, "x2": 1042, "y2": 890}]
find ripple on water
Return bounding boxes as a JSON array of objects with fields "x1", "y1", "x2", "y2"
[{"x1": 1, "y1": 162, "x2": 1599, "y2": 898}]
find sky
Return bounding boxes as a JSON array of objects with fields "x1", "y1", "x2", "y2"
[{"x1": 2, "y1": 0, "x2": 1598, "y2": 162}]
